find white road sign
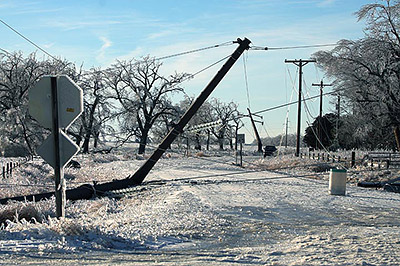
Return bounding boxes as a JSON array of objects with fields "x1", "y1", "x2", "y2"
[
  {"x1": 29, "y1": 75, "x2": 83, "y2": 129},
  {"x1": 36, "y1": 131, "x2": 79, "y2": 168}
]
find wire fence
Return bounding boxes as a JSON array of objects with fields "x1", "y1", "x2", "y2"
[{"x1": 0, "y1": 157, "x2": 31, "y2": 179}]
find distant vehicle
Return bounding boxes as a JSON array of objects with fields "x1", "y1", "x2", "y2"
[{"x1": 263, "y1": 145, "x2": 277, "y2": 157}]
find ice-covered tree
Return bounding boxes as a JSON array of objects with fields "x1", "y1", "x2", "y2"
[
  {"x1": 0, "y1": 52, "x2": 76, "y2": 155},
  {"x1": 67, "y1": 68, "x2": 116, "y2": 153},
  {"x1": 107, "y1": 56, "x2": 189, "y2": 154},
  {"x1": 303, "y1": 113, "x2": 337, "y2": 150},
  {"x1": 209, "y1": 98, "x2": 238, "y2": 150},
  {"x1": 314, "y1": 0, "x2": 400, "y2": 150}
]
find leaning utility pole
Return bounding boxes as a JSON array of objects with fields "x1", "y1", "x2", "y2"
[
  {"x1": 285, "y1": 59, "x2": 316, "y2": 157},
  {"x1": 129, "y1": 38, "x2": 251, "y2": 184},
  {"x1": 312, "y1": 80, "x2": 332, "y2": 150},
  {"x1": 247, "y1": 108, "x2": 263, "y2": 153}
]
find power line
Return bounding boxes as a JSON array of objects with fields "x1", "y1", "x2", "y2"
[
  {"x1": 0, "y1": 47, "x2": 10, "y2": 54},
  {"x1": 155, "y1": 41, "x2": 234, "y2": 60},
  {"x1": 190, "y1": 55, "x2": 230, "y2": 78},
  {"x1": 0, "y1": 19, "x2": 60, "y2": 62},
  {"x1": 242, "y1": 51, "x2": 251, "y2": 109},
  {"x1": 250, "y1": 43, "x2": 337, "y2": 51},
  {"x1": 175, "y1": 55, "x2": 231, "y2": 89},
  {"x1": 252, "y1": 89, "x2": 341, "y2": 116}
]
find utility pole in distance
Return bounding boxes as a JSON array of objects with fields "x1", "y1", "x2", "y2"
[
  {"x1": 247, "y1": 108, "x2": 263, "y2": 153},
  {"x1": 285, "y1": 59, "x2": 316, "y2": 157},
  {"x1": 312, "y1": 80, "x2": 332, "y2": 150}
]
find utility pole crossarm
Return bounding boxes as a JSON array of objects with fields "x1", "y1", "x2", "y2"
[
  {"x1": 312, "y1": 81, "x2": 332, "y2": 87},
  {"x1": 285, "y1": 59, "x2": 316, "y2": 66}
]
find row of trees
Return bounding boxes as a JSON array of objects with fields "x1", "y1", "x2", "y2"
[
  {"x1": 305, "y1": 0, "x2": 400, "y2": 151},
  {"x1": 0, "y1": 52, "x2": 241, "y2": 156},
  {"x1": 7, "y1": 1, "x2": 397, "y2": 155}
]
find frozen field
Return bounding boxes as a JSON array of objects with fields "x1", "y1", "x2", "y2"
[{"x1": 0, "y1": 151, "x2": 399, "y2": 265}]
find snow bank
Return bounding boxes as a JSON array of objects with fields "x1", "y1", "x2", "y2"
[{"x1": 0, "y1": 151, "x2": 399, "y2": 265}]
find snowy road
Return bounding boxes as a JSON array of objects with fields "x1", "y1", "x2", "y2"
[{"x1": 1, "y1": 155, "x2": 400, "y2": 265}]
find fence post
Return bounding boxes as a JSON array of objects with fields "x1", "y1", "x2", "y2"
[{"x1": 351, "y1": 151, "x2": 356, "y2": 168}]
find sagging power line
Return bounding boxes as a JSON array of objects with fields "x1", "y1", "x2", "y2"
[
  {"x1": 250, "y1": 43, "x2": 337, "y2": 51},
  {"x1": 0, "y1": 19, "x2": 61, "y2": 63},
  {"x1": 155, "y1": 41, "x2": 235, "y2": 60}
]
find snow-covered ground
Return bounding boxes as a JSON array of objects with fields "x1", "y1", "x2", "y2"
[{"x1": 0, "y1": 149, "x2": 399, "y2": 265}]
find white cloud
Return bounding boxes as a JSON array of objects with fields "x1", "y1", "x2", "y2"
[
  {"x1": 318, "y1": 0, "x2": 336, "y2": 7},
  {"x1": 47, "y1": 20, "x2": 122, "y2": 31},
  {"x1": 288, "y1": 0, "x2": 336, "y2": 6},
  {"x1": 147, "y1": 30, "x2": 176, "y2": 40},
  {"x1": 42, "y1": 42, "x2": 55, "y2": 49},
  {"x1": 100, "y1": 36, "x2": 112, "y2": 50},
  {"x1": 114, "y1": 47, "x2": 146, "y2": 63},
  {"x1": 96, "y1": 36, "x2": 112, "y2": 64}
]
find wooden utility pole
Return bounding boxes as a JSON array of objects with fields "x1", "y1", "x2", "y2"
[
  {"x1": 285, "y1": 59, "x2": 316, "y2": 157},
  {"x1": 312, "y1": 80, "x2": 332, "y2": 150},
  {"x1": 247, "y1": 108, "x2": 263, "y2": 153}
]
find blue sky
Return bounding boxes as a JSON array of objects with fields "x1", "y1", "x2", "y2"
[{"x1": 1, "y1": 0, "x2": 372, "y2": 141}]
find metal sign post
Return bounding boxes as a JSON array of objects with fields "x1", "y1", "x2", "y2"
[
  {"x1": 51, "y1": 76, "x2": 65, "y2": 218},
  {"x1": 237, "y1": 134, "x2": 245, "y2": 167},
  {"x1": 29, "y1": 75, "x2": 83, "y2": 218}
]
